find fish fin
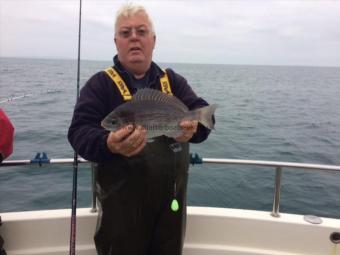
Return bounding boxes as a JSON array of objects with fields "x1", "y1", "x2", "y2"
[
  {"x1": 193, "y1": 104, "x2": 217, "y2": 130},
  {"x1": 133, "y1": 88, "x2": 188, "y2": 112}
]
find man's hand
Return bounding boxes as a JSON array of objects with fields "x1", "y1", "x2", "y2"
[
  {"x1": 174, "y1": 120, "x2": 198, "y2": 143},
  {"x1": 107, "y1": 125, "x2": 147, "y2": 157}
]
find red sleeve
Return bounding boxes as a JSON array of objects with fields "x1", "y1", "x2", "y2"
[{"x1": 0, "y1": 109, "x2": 14, "y2": 160}]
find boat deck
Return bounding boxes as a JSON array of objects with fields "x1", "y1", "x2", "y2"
[{"x1": 1, "y1": 207, "x2": 339, "y2": 255}]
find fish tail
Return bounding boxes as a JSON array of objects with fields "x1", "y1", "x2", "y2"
[{"x1": 193, "y1": 104, "x2": 217, "y2": 130}]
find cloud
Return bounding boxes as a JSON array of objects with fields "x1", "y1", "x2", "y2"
[{"x1": 1, "y1": 0, "x2": 339, "y2": 66}]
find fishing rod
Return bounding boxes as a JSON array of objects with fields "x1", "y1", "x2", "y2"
[{"x1": 70, "y1": 0, "x2": 82, "y2": 254}]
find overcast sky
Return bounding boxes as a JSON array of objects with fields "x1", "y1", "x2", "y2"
[{"x1": 1, "y1": 0, "x2": 340, "y2": 66}]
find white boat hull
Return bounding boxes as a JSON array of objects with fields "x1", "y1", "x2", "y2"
[{"x1": 1, "y1": 206, "x2": 339, "y2": 255}]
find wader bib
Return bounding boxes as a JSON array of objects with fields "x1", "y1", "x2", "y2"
[{"x1": 94, "y1": 67, "x2": 189, "y2": 255}]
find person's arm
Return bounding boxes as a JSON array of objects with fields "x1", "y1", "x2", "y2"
[
  {"x1": 68, "y1": 73, "x2": 117, "y2": 162},
  {"x1": 0, "y1": 109, "x2": 14, "y2": 161}
]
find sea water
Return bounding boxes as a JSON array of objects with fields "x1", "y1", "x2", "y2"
[{"x1": 0, "y1": 57, "x2": 339, "y2": 218}]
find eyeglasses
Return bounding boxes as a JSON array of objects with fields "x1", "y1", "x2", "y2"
[{"x1": 117, "y1": 27, "x2": 150, "y2": 39}]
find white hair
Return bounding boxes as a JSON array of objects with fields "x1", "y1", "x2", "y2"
[{"x1": 114, "y1": 3, "x2": 155, "y2": 35}]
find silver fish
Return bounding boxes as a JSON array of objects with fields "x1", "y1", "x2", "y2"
[{"x1": 101, "y1": 88, "x2": 217, "y2": 139}]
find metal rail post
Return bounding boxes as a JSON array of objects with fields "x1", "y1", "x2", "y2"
[
  {"x1": 271, "y1": 167, "x2": 282, "y2": 217},
  {"x1": 91, "y1": 163, "x2": 97, "y2": 213}
]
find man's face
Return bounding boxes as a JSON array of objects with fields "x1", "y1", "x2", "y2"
[{"x1": 114, "y1": 11, "x2": 156, "y2": 75}]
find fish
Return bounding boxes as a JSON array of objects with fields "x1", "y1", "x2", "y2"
[{"x1": 101, "y1": 88, "x2": 217, "y2": 139}]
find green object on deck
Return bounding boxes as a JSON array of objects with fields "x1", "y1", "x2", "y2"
[{"x1": 171, "y1": 199, "x2": 179, "y2": 212}]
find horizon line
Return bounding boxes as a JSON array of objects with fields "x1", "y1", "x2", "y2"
[{"x1": 1, "y1": 55, "x2": 340, "y2": 69}]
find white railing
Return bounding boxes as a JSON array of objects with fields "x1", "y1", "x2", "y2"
[{"x1": 1, "y1": 154, "x2": 340, "y2": 217}]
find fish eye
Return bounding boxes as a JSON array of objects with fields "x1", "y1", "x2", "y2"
[{"x1": 111, "y1": 120, "x2": 117, "y2": 125}]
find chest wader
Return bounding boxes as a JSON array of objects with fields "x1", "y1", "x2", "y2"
[{"x1": 94, "y1": 68, "x2": 189, "y2": 255}]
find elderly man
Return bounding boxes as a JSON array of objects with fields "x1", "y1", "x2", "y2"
[{"x1": 68, "y1": 3, "x2": 213, "y2": 255}]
